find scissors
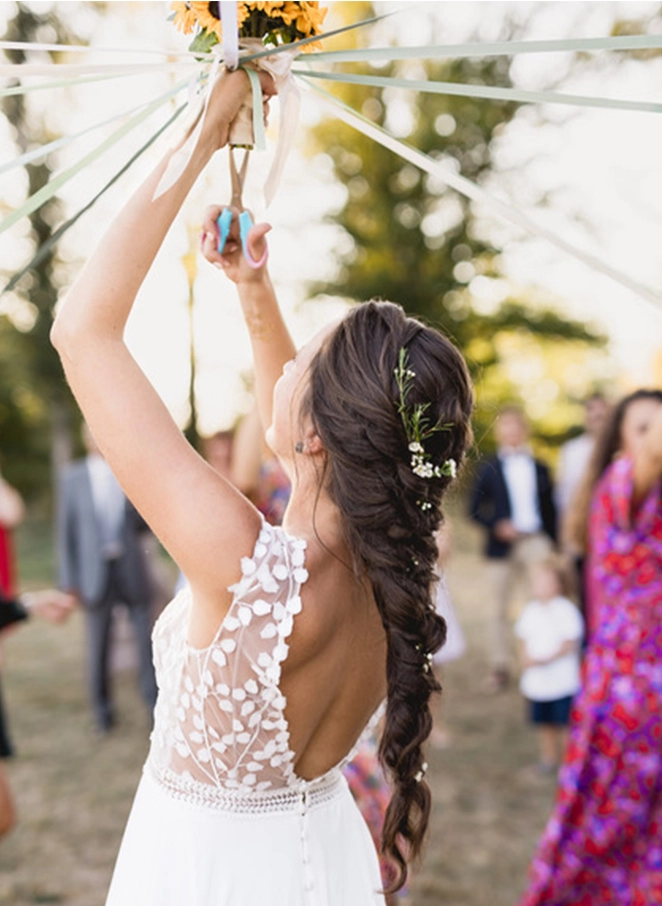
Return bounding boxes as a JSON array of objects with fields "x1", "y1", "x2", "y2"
[{"x1": 216, "y1": 148, "x2": 268, "y2": 270}]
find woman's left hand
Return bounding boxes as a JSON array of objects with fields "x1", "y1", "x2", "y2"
[{"x1": 200, "y1": 205, "x2": 271, "y2": 284}]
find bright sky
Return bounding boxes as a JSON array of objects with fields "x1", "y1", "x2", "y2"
[{"x1": 1, "y1": 1, "x2": 661, "y2": 434}]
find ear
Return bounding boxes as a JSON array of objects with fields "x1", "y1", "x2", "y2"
[{"x1": 302, "y1": 424, "x2": 325, "y2": 456}]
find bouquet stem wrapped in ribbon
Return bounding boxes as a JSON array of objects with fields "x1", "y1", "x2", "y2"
[{"x1": 156, "y1": 1, "x2": 326, "y2": 203}]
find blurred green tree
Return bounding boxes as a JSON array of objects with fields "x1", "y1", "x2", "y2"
[
  {"x1": 309, "y1": 3, "x2": 606, "y2": 455},
  {"x1": 0, "y1": 3, "x2": 84, "y2": 501}
]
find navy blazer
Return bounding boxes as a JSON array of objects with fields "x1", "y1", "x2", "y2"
[{"x1": 469, "y1": 455, "x2": 557, "y2": 559}]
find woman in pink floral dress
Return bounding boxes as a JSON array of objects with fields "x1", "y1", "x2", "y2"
[{"x1": 520, "y1": 389, "x2": 662, "y2": 906}]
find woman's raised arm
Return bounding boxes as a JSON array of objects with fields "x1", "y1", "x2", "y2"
[
  {"x1": 51, "y1": 70, "x2": 274, "y2": 610},
  {"x1": 200, "y1": 207, "x2": 295, "y2": 435}
]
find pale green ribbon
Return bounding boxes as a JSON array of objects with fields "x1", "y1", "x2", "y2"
[
  {"x1": 293, "y1": 67, "x2": 662, "y2": 115},
  {"x1": 0, "y1": 39, "x2": 197, "y2": 57},
  {"x1": 4, "y1": 103, "x2": 187, "y2": 296},
  {"x1": 300, "y1": 78, "x2": 662, "y2": 311},
  {"x1": 0, "y1": 95, "x2": 185, "y2": 176},
  {"x1": 0, "y1": 82, "x2": 188, "y2": 237},
  {"x1": 306, "y1": 33, "x2": 662, "y2": 64},
  {"x1": 244, "y1": 66, "x2": 266, "y2": 152},
  {"x1": 4, "y1": 17, "x2": 662, "y2": 289},
  {"x1": 0, "y1": 68, "x2": 178, "y2": 99},
  {"x1": 7, "y1": 31, "x2": 661, "y2": 63},
  {"x1": 0, "y1": 61, "x2": 196, "y2": 77}
]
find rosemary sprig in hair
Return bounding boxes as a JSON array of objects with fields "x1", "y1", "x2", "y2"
[{"x1": 394, "y1": 348, "x2": 456, "y2": 483}]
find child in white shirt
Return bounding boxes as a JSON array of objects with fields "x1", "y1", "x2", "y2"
[{"x1": 515, "y1": 556, "x2": 583, "y2": 773}]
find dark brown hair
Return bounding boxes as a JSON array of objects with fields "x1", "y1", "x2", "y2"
[
  {"x1": 306, "y1": 301, "x2": 473, "y2": 889},
  {"x1": 566, "y1": 388, "x2": 662, "y2": 553}
]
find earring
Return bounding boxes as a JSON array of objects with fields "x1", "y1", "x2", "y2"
[{"x1": 294, "y1": 442, "x2": 304, "y2": 454}]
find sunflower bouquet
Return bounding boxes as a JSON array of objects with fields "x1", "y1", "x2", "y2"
[
  {"x1": 170, "y1": 2, "x2": 327, "y2": 149},
  {"x1": 171, "y1": 2, "x2": 327, "y2": 55}
]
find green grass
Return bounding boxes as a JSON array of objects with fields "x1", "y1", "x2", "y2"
[
  {"x1": 14, "y1": 520, "x2": 56, "y2": 589},
  {"x1": 0, "y1": 519, "x2": 557, "y2": 906}
]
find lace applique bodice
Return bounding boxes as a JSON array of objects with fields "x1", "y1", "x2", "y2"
[{"x1": 146, "y1": 520, "x2": 311, "y2": 802}]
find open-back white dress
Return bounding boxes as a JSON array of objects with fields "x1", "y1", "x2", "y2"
[{"x1": 105, "y1": 519, "x2": 385, "y2": 905}]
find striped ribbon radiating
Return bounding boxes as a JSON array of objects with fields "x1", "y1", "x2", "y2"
[{"x1": 301, "y1": 79, "x2": 662, "y2": 310}]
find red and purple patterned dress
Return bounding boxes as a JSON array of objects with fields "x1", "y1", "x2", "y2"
[{"x1": 520, "y1": 456, "x2": 662, "y2": 906}]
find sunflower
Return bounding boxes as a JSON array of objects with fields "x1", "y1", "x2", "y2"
[
  {"x1": 235, "y1": 3, "x2": 251, "y2": 26},
  {"x1": 171, "y1": 1, "x2": 198, "y2": 35},
  {"x1": 172, "y1": 1, "x2": 327, "y2": 53},
  {"x1": 189, "y1": 2, "x2": 223, "y2": 39},
  {"x1": 279, "y1": 2, "x2": 326, "y2": 36},
  {"x1": 251, "y1": 1, "x2": 286, "y2": 12}
]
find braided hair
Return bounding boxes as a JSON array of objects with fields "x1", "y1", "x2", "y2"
[{"x1": 305, "y1": 300, "x2": 473, "y2": 890}]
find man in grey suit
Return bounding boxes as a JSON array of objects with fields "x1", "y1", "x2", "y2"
[{"x1": 58, "y1": 424, "x2": 157, "y2": 733}]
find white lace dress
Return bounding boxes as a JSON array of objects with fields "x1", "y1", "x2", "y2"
[{"x1": 105, "y1": 519, "x2": 385, "y2": 906}]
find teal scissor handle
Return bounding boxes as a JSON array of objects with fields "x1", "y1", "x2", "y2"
[
  {"x1": 215, "y1": 208, "x2": 268, "y2": 269},
  {"x1": 216, "y1": 208, "x2": 233, "y2": 254},
  {"x1": 239, "y1": 210, "x2": 268, "y2": 270}
]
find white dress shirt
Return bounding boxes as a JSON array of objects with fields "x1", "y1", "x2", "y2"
[
  {"x1": 87, "y1": 455, "x2": 125, "y2": 559},
  {"x1": 556, "y1": 433, "x2": 594, "y2": 516},
  {"x1": 499, "y1": 447, "x2": 541, "y2": 534}
]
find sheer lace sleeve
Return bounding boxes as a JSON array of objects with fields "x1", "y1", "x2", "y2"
[{"x1": 148, "y1": 519, "x2": 310, "y2": 800}]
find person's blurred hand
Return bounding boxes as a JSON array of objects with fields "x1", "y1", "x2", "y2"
[
  {"x1": 26, "y1": 589, "x2": 78, "y2": 624},
  {"x1": 493, "y1": 519, "x2": 519, "y2": 543}
]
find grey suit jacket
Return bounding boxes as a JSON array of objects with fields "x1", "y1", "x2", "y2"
[{"x1": 57, "y1": 459, "x2": 153, "y2": 609}]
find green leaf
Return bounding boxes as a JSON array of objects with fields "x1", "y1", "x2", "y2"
[{"x1": 189, "y1": 29, "x2": 219, "y2": 54}]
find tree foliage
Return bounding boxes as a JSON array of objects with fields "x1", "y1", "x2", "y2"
[
  {"x1": 0, "y1": 3, "x2": 85, "y2": 498},
  {"x1": 309, "y1": 5, "x2": 607, "y2": 452}
]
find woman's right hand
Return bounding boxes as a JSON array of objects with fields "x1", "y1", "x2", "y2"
[
  {"x1": 200, "y1": 204, "x2": 271, "y2": 284},
  {"x1": 199, "y1": 68, "x2": 276, "y2": 153}
]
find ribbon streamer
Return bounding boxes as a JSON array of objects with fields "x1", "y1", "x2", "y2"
[
  {"x1": 0, "y1": 69, "x2": 175, "y2": 99},
  {"x1": 303, "y1": 80, "x2": 662, "y2": 311},
  {"x1": 261, "y1": 49, "x2": 301, "y2": 207},
  {"x1": 0, "y1": 61, "x2": 196, "y2": 77},
  {"x1": 1, "y1": 82, "x2": 188, "y2": 236},
  {"x1": 308, "y1": 33, "x2": 662, "y2": 64},
  {"x1": 3, "y1": 104, "x2": 187, "y2": 296},
  {"x1": 152, "y1": 53, "x2": 224, "y2": 200},
  {"x1": 0, "y1": 39, "x2": 201, "y2": 56},
  {"x1": 0, "y1": 97, "x2": 181, "y2": 176},
  {"x1": 244, "y1": 66, "x2": 266, "y2": 151},
  {"x1": 294, "y1": 68, "x2": 662, "y2": 115},
  {"x1": 3, "y1": 30, "x2": 661, "y2": 65},
  {"x1": 220, "y1": 1, "x2": 239, "y2": 71}
]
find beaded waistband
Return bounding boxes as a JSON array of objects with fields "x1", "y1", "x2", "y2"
[{"x1": 145, "y1": 761, "x2": 344, "y2": 815}]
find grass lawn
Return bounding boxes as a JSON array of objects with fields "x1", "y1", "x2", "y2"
[{"x1": 0, "y1": 517, "x2": 558, "y2": 906}]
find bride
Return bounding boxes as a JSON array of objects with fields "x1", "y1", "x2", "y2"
[{"x1": 51, "y1": 69, "x2": 473, "y2": 905}]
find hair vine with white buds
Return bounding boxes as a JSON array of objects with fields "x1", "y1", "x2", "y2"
[{"x1": 393, "y1": 347, "x2": 457, "y2": 501}]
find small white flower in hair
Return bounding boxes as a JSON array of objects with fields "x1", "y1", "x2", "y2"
[{"x1": 394, "y1": 348, "x2": 456, "y2": 483}]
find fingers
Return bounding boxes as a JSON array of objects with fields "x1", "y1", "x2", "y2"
[
  {"x1": 200, "y1": 227, "x2": 231, "y2": 265},
  {"x1": 258, "y1": 70, "x2": 277, "y2": 98},
  {"x1": 201, "y1": 204, "x2": 223, "y2": 238},
  {"x1": 199, "y1": 213, "x2": 271, "y2": 276},
  {"x1": 245, "y1": 222, "x2": 272, "y2": 262}
]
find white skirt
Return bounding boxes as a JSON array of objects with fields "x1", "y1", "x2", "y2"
[
  {"x1": 433, "y1": 576, "x2": 467, "y2": 665},
  {"x1": 105, "y1": 767, "x2": 385, "y2": 906}
]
